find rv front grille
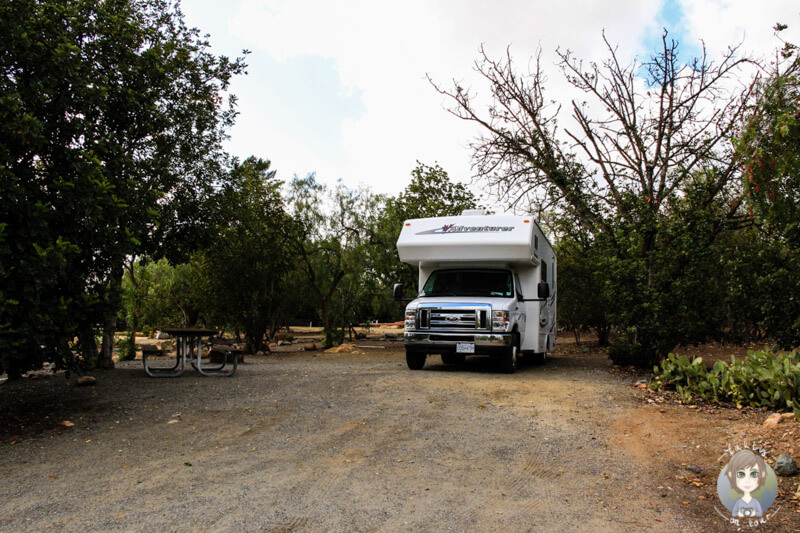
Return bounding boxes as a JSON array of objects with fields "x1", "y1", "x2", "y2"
[
  {"x1": 415, "y1": 306, "x2": 492, "y2": 332},
  {"x1": 418, "y1": 308, "x2": 430, "y2": 328},
  {"x1": 430, "y1": 309, "x2": 478, "y2": 330}
]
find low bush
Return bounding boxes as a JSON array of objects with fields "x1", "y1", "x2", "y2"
[
  {"x1": 651, "y1": 348, "x2": 800, "y2": 417},
  {"x1": 608, "y1": 339, "x2": 645, "y2": 367},
  {"x1": 115, "y1": 336, "x2": 137, "y2": 362}
]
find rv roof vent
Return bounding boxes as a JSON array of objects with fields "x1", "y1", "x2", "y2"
[{"x1": 460, "y1": 209, "x2": 486, "y2": 216}]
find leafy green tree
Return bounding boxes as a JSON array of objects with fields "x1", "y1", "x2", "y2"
[
  {"x1": 121, "y1": 255, "x2": 209, "y2": 359},
  {"x1": 751, "y1": 245, "x2": 800, "y2": 348},
  {"x1": 0, "y1": 0, "x2": 244, "y2": 376},
  {"x1": 737, "y1": 25, "x2": 800, "y2": 246},
  {"x1": 717, "y1": 228, "x2": 769, "y2": 342},
  {"x1": 607, "y1": 175, "x2": 738, "y2": 361},
  {"x1": 433, "y1": 33, "x2": 755, "y2": 367},
  {"x1": 710, "y1": 222, "x2": 800, "y2": 349},
  {"x1": 732, "y1": 25, "x2": 800, "y2": 348},
  {"x1": 288, "y1": 175, "x2": 387, "y2": 347},
  {"x1": 372, "y1": 162, "x2": 478, "y2": 303},
  {"x1": 555, "y1": 237, "x2": 612, "y2": 345},
  {"x1": 390, "y1": 163, "x2": 479, "y2": 220},
  {"x1": 201, "y1": 157, "x2": 296, "y2": 353},
  {"x1": 121, "y1": 257, "x2": 154, "y2": 361}
]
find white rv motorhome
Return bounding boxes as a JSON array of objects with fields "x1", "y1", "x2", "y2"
[{"x1": 394, "y1": 210, "x2": 556, "y2": 373}]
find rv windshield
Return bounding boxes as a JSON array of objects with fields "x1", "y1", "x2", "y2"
[{"x1": 421, "y1": 269, "x2": 513, "y2": 298}]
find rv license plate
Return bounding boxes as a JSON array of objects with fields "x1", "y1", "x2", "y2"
[{"x1": 456, "y1": 342, "x2": 475, "y2": 354}]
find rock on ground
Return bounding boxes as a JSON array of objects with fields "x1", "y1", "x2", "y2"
[
  {"x1": 76, "y1": 376, "x2": 96, "y2": 386},
  {"x1": 763, "y1": 413, "x2": 783, "y2": 428},
  {"x1": 775, "y1": 454, "x2": 799, "y2": 476},
  {"x1": 324, "y1": 343, "x2": 362, "y2": 354}
]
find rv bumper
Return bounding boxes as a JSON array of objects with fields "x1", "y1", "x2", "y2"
[{"x1": 403, "y1": 332, "x2": 511, "y2": 356}]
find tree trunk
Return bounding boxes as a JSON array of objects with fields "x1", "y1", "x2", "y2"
[
  {"x1": 126, "y1": 313, "x2": 138, "y2": 361},
  {"x1": 320, "y1": 271, "x2": 346, "y2": 348},
  {"x1": 245, "y1": 325, "x2": 266, "y2": 353},
  {"x1": 595, "y1": 324, "x2": 611, "y2": 346},
  {"x1": 268, "y1": 323, "x2": 281, "y2": 341},
  {"x1": 99, "y1": 317, "x2": 116, "y2": 369},
  {"x1": 321, "y1": 299, "x2": 333, "y2": 347},
  {"x1": 99, "y1": 264, "x2": 124, "y2": 370},
  {"x1": 126, "y1": 257, "x2": 139, "y2": 361},
  {"x1": 322, "y1": 315, "x2": 335, "y2": 348}
]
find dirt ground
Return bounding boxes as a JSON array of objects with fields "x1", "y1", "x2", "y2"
[{"x1": 1, "y1": 332, "x2": 799, "y2": 532}]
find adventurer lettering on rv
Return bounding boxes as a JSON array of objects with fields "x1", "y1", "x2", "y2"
[{"x1": 416, "y1": 224, "x2": 515, "y2": 235}]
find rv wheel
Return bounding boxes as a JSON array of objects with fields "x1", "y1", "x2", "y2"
[
  {"x1": 406, "y1": 348, "x2": 426, "y2": 370},
  {"x1": 500, "y1": 333, "x2": 520, "y2": 373}
]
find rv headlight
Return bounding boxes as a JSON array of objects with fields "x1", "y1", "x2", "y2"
[
  {"x1": 492, "y1": 310, "x2": 509, "y2": 332},
  {"x1": 405, "y1": 309, "x2": 416, "y2": 330}
]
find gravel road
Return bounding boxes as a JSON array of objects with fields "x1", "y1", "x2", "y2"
[{"x1": 0, "y1": 343, "x2": 696, "y2": 532}]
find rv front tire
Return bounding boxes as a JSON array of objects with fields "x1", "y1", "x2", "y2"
[
  {"x1": 500, "y1": 333, "x2": 520, "y2": 373},
  {"x1": 406, "y1": 348, "x2": 426, "y2": 370}
]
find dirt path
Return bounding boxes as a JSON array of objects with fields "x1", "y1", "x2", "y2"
[{"x1": 0, "y1": 341, "x2": 790, "y2": 531}]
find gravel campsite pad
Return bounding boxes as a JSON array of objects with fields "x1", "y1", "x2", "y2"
[{"x1": 1, "y1": 337, "x2": 799, "y2": 532}]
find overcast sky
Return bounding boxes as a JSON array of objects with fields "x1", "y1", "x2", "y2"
[{"x1": 181, "y1": 0, "x2": 800, "y2": 208}]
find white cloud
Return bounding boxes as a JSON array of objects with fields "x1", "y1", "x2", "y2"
[
  {"x1": 678, "y1": 0, "x2": 800, "y2": 60},
  {"x1": 226, "y1": 0, "x2": 667, "y2": 199},
  {"x1": 229, "y1": 88, "x2": 329, "y2": 181},
  {"x1": 205, "y1": 0, "x2": 800, "y2": 206}
]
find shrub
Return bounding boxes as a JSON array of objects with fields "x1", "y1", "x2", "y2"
[
  {"x1": 651, "y1": 349, "x2": 800, "y2": 417},
  {"x1": 608, "y1": 339, "x2": 646, "y2": 367},
  {"x1": 115, "y1": 336, "x2": 136, "y2": 362}
]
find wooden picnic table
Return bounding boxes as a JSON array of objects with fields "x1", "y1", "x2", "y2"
[{"x1": 143, "y1": 328, "x2": 237, "y2": 377}]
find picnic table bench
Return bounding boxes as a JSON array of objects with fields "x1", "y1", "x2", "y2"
[
  {"x1": 209, "y1": 344, "x2": 245, "y2": 364},
  {"x1": 143, "y1": 328, "x2": 237, "y2": 378},
  {"x1": 139, "y1": 344, "x2": 164, "y2": 357}
]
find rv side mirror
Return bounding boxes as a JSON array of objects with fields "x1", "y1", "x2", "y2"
[
  {"x1": 537, "y1": 281, "x2": 550, "y2": 299},
  {"x1": 393, "y1": 283, "x2": 404, "y2": 301}
]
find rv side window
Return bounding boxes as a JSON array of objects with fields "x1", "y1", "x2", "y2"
[{"x1": 542, "y1": 261, "x2": 548, "y2": 283}]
